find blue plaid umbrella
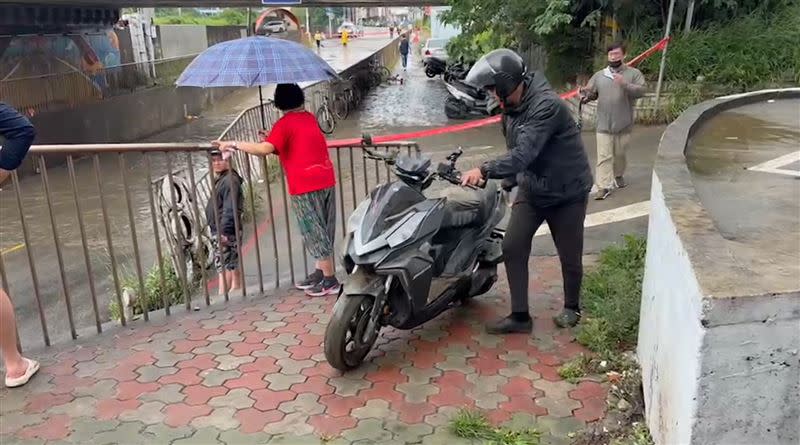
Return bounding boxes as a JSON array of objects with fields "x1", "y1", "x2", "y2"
[{"x1": 176, "y1": 36, "x2": 338, "y2": 87}]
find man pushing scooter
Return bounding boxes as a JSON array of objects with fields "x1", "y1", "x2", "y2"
[{"x1": 460, "y1": 49, "x2": 593, "y2": 334}]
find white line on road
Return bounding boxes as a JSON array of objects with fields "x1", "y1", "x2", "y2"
[
  {"x1": 535, "y1": 200, "x2": 651, "y2": 237},
  {"x1": 747, "y1": 150, "x2": 800, "y2": 178}
]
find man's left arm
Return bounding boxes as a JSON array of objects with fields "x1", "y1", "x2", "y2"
[
  {"x1": 480, "y1": 101, "x2": 557, "y2": 179},
  {"x1": 623, "y1": 68, "x2": 646, "y2": 99}
]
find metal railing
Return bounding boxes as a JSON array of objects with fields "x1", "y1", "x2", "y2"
[
  {"x1": 1, "y1": 40, "x2": 406, "y2": 348},
  {"x1": 0, "y1": 140, "x2": 418, "y2": 348},
  {"x1": 0, "y1": 54, "x2": 198, "y2": 115}
]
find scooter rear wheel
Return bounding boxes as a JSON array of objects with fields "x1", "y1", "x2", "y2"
[{"x1": 324, "y1": 294, "x2": 380, "y2": 371}]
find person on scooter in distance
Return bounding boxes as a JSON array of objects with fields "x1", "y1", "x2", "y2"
[{"x1": 460, "y1": 49, "x2": 592, "y2": 334}]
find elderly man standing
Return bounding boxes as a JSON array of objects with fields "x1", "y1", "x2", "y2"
[{"x1": 581, "y1": 41, "x2": 646, "y2": 200}]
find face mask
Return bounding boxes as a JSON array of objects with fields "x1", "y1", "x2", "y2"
[{"x1": 609, "y1": 60, "x2": 623, "y2": 69}]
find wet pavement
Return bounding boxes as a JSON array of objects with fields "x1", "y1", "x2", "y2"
[
  {"x1": 688, "y1": 97, "x2": 800, "y2": 290},
  {"x1": 0, "y1": 256, "x2": 606, "y2": 445}
]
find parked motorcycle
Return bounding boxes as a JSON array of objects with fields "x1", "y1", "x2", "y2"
[
  {"x1": 324, "y1": 147, "x2": 507, "y2": 371},
  {"x1": 443, "y1": 59, "x2": 471, "y2": 83},
  {"x1": 444, "y1": 78, "x2": 501, "y2": 119},
  {"x1": 424, "y1": 56, "x2": 447, "y2": 78}
]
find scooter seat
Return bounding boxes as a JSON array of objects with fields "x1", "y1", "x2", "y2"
[{"x1": 440, "y1": 181, "x2": 499, "y2": 229}]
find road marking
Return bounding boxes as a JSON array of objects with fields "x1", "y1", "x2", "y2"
[
  {"x1": 0, "y1": 243, "x2": 25, "y2": 256},
  {"x1": 747, "y1": 150, "x2": 800, "y2": 178},
  {"x1": 535, "y1": 200, "x2": 650, "y2": 237}
]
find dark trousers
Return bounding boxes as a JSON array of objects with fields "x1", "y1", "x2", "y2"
[
  {"x1": 401, "y1": 53, "x2": 408, "y2": 67},
  {"x1": 502, "y1": 191, "x2": 588, "y2": 314}
]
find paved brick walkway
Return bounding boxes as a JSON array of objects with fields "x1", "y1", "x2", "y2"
[{"x1": 1, "y1": 257, "x2": 607, "y2": 444}]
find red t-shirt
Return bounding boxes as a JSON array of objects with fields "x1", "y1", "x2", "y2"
[{"x1": 266, "y1": 111, "x2": 336, "y2": 196}]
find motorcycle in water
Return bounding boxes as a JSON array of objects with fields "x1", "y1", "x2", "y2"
[
  {"x1": 444, "y1": 78, "x2": 501, "y2": 119},
  {"x1": 424, "y1": 56, "x2": 447, "y2": 78},
  {"x1": 324, "y1": 147, "x2": 507, "y2": 371}
]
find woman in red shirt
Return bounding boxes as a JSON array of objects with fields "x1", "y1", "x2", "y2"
[{"x1": 213, "y1": 83, "x2": 339, "y2": 297}]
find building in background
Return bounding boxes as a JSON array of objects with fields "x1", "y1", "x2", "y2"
[{"x1": 430, "y1": 7, "x2": 460, "y2": 40}]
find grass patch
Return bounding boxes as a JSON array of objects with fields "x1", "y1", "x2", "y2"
[
  {"x1": 450, "y1": 409, "x2": 541, "y2": 445},
  {"x1": 610, "y1": 422, "x2": 653, "y2": 445},
  {"x1": 576, "y1": 235, "x2": 646, "y2": 353},
  {"x1": 241, "y1": 181, "x2": 264, "y2": 223},
  {"x1": 110, "y1": 261, "x2": 186, "y2": 321},
  {"x1": 558, "y1": 352, "x2": 638, "y2": 383},
  {"x1": 565, "y1": 234, "x2": 652, "y2": 445}
]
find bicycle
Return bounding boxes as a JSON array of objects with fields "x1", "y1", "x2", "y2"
[
  {"x1": 313, "y1": 90, "x2": 336, "y2": 135},
  {"x1": 367, "y1": 58, "x2": 391, "y2": 88}
]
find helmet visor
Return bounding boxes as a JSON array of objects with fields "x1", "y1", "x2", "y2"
[{"x1": 465, "y1": 56, "x2": 496, "y2": 90}]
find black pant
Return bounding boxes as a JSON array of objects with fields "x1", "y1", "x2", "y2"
[{"x1": 502, "y1": 191, "x2": 588, "y2": 314}]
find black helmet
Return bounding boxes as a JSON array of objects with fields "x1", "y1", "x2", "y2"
[{"x1": 465, "y1": 48, "x2": 526, "y2": 100}]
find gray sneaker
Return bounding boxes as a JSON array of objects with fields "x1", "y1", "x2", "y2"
[
  {"x1": 615, "y1": 176, "x2": 627, "y2": 188},
  {"x1": 553, "y1": 309, "x2": 581, "y2": 328},
  {"x1": 594, "y1": 188, "x2": 612, "y2": 200}
]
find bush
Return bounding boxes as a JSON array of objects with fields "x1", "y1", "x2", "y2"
[
  {"x1": 110, "y1": 262, "x2": 185, "y2": 321},
  {"x1": 577, "y1": 235, "x2": 646, "y2": 353},
  {"x1": 630, "y1": 4, "x2": 800, "y2": 88}
]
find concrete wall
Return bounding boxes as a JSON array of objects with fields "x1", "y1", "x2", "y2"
[
  {"x1": 207, "y1": 26, "x2": 247, "y2": 46},
  {"x1": 30, "y1": 85, "x2": 236, "y2": 145},
  {"x1": 638, "y1": 89, "x2": 800, "y2": 445},
  {"x1": 157, "y1": 25, "x2": 209, "y2": 58},
  {"x1": 638, "y1": 173, "x2": 706, "y2": 445}
]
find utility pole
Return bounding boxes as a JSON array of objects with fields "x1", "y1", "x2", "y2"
[
  {"x1": 684, "y1": 0, "x2": 696, "y2": 35},
  {"x1": 654, "y1": 0, "x2": 676, "y2": 109},
  {"x1": 246, "y1": 7, "x2": 252, "y2": 36}
]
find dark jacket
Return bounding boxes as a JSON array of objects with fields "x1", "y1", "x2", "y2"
[
  {"x1": 480, "y1": 73, "x2": 592, "y2": 207},
  {"x1": 0, "y1": 102, "x2": 36, "y2": 171},
  {"x1": 205, "y1": 169, "x2": 244, "y2": 238},
  {"x1": 399, "y1": 39, "x2": 410, "y2": 55}
]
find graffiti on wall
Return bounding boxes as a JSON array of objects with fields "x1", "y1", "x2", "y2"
[{"x1": 0, "y1": 29, "x2": 121, "y2": 81}]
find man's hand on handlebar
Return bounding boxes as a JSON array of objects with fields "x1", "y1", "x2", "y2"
[{"x1": 461, "y1": 167, "x2": 485, "y2": 187}]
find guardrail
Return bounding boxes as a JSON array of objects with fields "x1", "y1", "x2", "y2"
[
  {"x1": 0, "y1": 54, "x2": 198, "y2": 116},
  {"x1": 0, "y1": 140, "x2": 418, "y2": 348}
]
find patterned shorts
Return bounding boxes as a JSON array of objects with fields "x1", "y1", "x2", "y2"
[
  {"x1": 290, "y1": 187, "x2": 337, "y2": 259},
  {"x1": 212, "y1": 238, "x2": 239, "y2": 273}
]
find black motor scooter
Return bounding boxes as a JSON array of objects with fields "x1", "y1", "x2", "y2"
[
  {"x1": 324, "y1": 147, "x2": 507, "y2": 371},
  {"x1": 424, "y1": 56, "x2": 447, "y2": 78}
]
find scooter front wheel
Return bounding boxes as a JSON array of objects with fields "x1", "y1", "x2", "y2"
[{"x1": 324, "y1": 294, "x2": 381, "y2": 371}]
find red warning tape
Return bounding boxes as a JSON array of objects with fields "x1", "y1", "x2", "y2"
[{"x1": 327, "y1": 37, "x2": 670, "y2": 148}]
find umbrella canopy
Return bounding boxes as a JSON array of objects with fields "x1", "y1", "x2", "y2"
[{"x1": 176, "y1": 36, "x2": 339, "y2": 87}]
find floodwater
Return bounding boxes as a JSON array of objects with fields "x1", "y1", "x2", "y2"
[
  {"x1": 1, "y1": 35, "x2": 507, "y2": 349},
  {"x1": 688, "y1": 97, "x2": 800, "y2": 287}
]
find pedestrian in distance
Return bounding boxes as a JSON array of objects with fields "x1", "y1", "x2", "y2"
[
  {"x1": 213, "y1": 84, "x2": 340, "y2": 297},
  {"x1": 205, "y1": 148, "x2": 244, "y2": 297},
  {"x1": 0, "y1": 102, "x2": 40, "y2": 388},
  {"x1": 389, "y1": 25, "x2": 395, "y2": 38},
  {"x1": 314, "y1": 30, "x2": 324, "y2": 50},
  {"x1": 340, "y1": 28, "x2": 349, "y2": 47},
  {"x1": 460, "y1": 49, "x2": 593, "y2": 334},
  {"x1": 399, "y1": 33, "x2": 410, "y2": 71},
  {"x1": 580, "y1": 41, "x2": 646, "y2": 200}
]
